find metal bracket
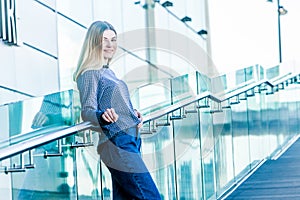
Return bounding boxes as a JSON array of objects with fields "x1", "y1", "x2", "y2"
[
  {"x1": 266, "y1": 86, "x2": 274, "y2": 95},
  {"x1": 197, "y1": 97, "x2": 210, "y2": 108},
  {"x1": 239, "y1": 92, "x2": 247, "y2": 101},
  {"x1": 140, "y1": 122, "x2": 154, "y2": 134},
  {"x1": 71, "y1": 130, "x2": 94, "y2": 148},
  {"x1": 170, "y1": 108, "x2": 186, "y2": 120},
  {"x1": 210, "y1": 102, "x2": 223, "y2": 113},
  {"x1": 246, "y1": 89, "x2": 255, "y2": 97},
  {"x1": 185, "y1": 103, "x2": 198, "y2": 114},
  {"x1": 222, "y1": 100, "x2": 231, "y2": 109},
  {"x1": 44, "y1": 140, "x2": 63, "y2": 158},
  {"x1": 230, "y1": 95, "x2": 240, "y2": 105},
  {"x1": 4, "y1": 151, "x2": 35, "y2": 174}
]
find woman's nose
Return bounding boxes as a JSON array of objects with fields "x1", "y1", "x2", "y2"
[{"x1": 105, "y1": 40, "x2": 112, "y2": 47}]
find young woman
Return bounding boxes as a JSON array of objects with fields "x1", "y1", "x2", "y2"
[{"x1": 74, "y1": 21, "x2": 161, "y2": 199}]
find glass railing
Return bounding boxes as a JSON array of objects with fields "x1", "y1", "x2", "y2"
[
  {"x1": 137, "y1": 70, "x2": 300, "y2": 199},
  {"x1": 0, "y1": 90, "x2": 82, "y2": 199},
  {"x1": 1, "y1": 65, "x2": 300, "y2": 199},
  {"x1": 0, "y1": 89, "x2": 78, "y2": 138},
  {"x1": 0, "y1": 89, "x2": 94, "y2": 164}
]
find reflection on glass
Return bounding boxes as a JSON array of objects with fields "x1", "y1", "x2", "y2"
[
  {"x1": 231, "y1": 100, "x2": 251, "y2": 180},
  {"x1": 199, "y1": 104, "x2": 216, "y2": 199},
  {"x1": 213, "y1": 109, "x2": 234, "y2": 196},
  {"x1": 31, "y1": 92, "x2": 68, "y2": 129},
  {"x1": 0, "y1": 90, "x2": 76, "y2": 151},
  {"x1": 131, "y1": 79, "x2": 172, "y2": 114},
  {"x1": 266, "y1": 65, "x2": 279, "y2": 80},
  {"x1": 171, "y1": 74, "x2": 199, "y2": 104},
  {"x1": 141, "y1": 116, "x2": 176, "y2": 199},
  {"x1": 10, "y1": 137, "x2": 77, "y2": 199},
  {"x1": 247, "y1": 93, "x2": 265, "y2": 165},
  {"x1": 76, "y1": 141, "x2": 102, "y2": 199},
  {"x1": 197, "y1": 72, "x2": 211, "y2": 93},
  {"x1": 235, "y1": 66, "x2": 254, "y2": 85},
  {"x1": 211, "y1": 74, "x2": 227, "y2": 94},
  {"x1": 173, "y1": 104, "x2": 203, "y2": 199}
]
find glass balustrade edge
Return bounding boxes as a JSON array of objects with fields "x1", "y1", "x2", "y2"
[
  {"x1": 143, "y1": 72, "x2": 300, "y2": 124},
  {"x1": 0, "y1": 121, "x2": 92, "y2": 161}
]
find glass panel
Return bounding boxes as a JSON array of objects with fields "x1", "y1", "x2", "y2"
[
  {"x1": 265, "y1": 91, "x2": 281, "y2": 155},
  {"x1": 197, "y1": 72, "x2": 211, "y2": 93},
  {"x1": 131, "y1": 79, "x2": 171, "y2": 115},
  {"x1": 141, "y1": 115, "x2": 176, "y2": 199},
  {"x1": 288, "y1": 101, "x2": 298, "y2": 137},
  {"x1": 0, "y1": 159, "x2": 12, "y2": 199},
  {"x1": 100, "y1": 161, "x2": 113, "y2": 199},
  {"x1": 199, "y1": 100, "x2": 215, "y2": 199},
  {"x1": 9, "y1": 137, "x2": 77, "y2": 199},
  {"x1": 247, "y1": 90, "x2": 265, "y2": 166},
  {"x1": 231, "y1": 97, "x2": 250, "y2": 179},
  {"x1": 0, "y1": 90, "x2": 81, "y2": 200},
  {"x1": 75, "y1": 132, "x2": 103, "y2": 199},
  {"x1": 224, "y1": 70, "x2": 238, "y2": 91},
  {"x1": 286, "y1": 84, "x2": 300, "y2": 139},
  {"x1": 257, "y1": 65, "x2": 265, "y2": 80},
  {"x1": 211, "y1": 74, "x2": 227, "y2": 94},
  {"x1": 293, "y1": 84, "x2": 300, "y2": 136},
  {"x1": 266, "y1": 65, "x2": 280, "y2": 80},
  {"x1": 0, "y1": 90, "x2": 75, "y2": 149},
  {"x1": 171, "y1": 73, "x2": 197, "y2": 104},
  {"x1": 260, "y1": 89, "x2": 272, "y2": 158},
  {"x1": 213, "y1": 108, "x2": 234, "y2": 197},
  {"x1": 172, "y1": 104, "x2": 203, "y2": 199},
  {"x1": 278, "y1": 103, "x2": 291, "y2": 146},
  {"x1": 111, "y1": 49, "x2": 171, "y2": 92},
  {"x1": 235, "y1": 66, "x2": 254, "y2": 85},
  {"x1": 278, "y1": 83, "x2": 298, "y2": 145}
]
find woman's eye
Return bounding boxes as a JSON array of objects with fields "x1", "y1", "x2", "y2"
[{"x1": 103, "y1": 38, "x2": 117, "y2": 43}]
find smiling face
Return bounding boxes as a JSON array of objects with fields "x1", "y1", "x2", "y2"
[{"x1": 102, "y1": 30, "x2": 117, "y2": 63}]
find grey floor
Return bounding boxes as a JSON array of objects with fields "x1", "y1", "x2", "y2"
[{"x1": 226, "y1": 138, "x2": 300, "y2": 199}]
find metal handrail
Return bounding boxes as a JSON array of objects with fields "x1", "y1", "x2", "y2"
[
  {"x1": 217, "y1": 79, "x2": 271, "y2": 102},
  {"x1": 0, "y1": 121, "x2": 93, "y2": 161},
  {"x1": 143, "y1": 72, "x2": 300, "y2": 123}
]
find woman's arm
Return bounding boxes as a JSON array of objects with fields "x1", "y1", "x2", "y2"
[
  {"x1": 77, "y1": 71, "x2": 118, "y2": 126},
  {"x1": 77, "y1": 71, "x2": 106, "y2": 126}
]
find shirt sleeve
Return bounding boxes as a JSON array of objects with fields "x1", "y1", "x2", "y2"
[{"x1": 77, "y1": 71, "x2": 110, "y2": 126}]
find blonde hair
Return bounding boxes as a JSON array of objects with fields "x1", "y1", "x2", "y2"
[{"x1": 73, "y1": 21, "x2": 117, "y2": 81}]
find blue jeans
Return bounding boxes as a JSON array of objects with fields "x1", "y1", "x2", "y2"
[{"x1": 98, "y1": 127, "x2": 161, "y2": 200}]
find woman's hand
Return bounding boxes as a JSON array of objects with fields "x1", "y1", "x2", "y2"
[
  {"x1": 102, "y1": 108, "x2": 119, "y2": 123},
  {"x1": 134, "y1": 109, "x2": 143, "y2": 129}
]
